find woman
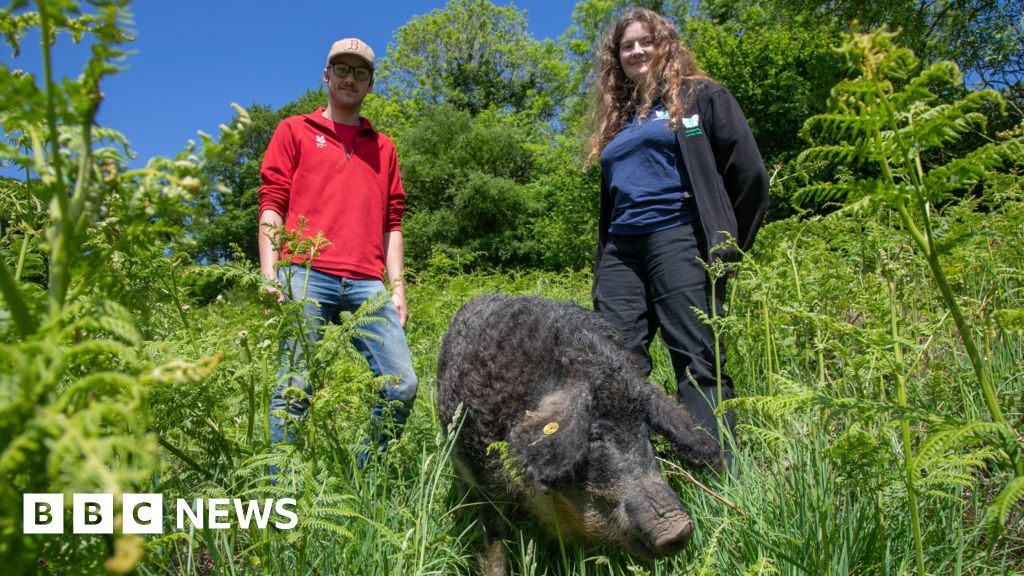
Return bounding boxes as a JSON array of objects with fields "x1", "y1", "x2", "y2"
[{"x1": 587, "y1": 8, "x2": 769, "y2": 456}]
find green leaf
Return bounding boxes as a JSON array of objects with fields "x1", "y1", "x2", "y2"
[
  {"x1": 984, "y1": 476, "x2": 1024, "y2": 539},
  {"x1": 911, "y1": 421, "x2": 1015, "y2": 472},
  {"x1": 992, "y1": 309, "x2": 1024, "y2": 335}
]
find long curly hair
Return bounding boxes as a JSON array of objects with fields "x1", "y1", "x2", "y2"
[{"x1": 584, "y1": 8, "x2": 704, "y2": 166}]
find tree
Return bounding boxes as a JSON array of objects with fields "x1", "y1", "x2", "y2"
[
  {"x1": 754, "y1": 0, "x2": 1024, "y2": 110},
  {"x1": 682, "y1": 4, "x2": 843, "y2": 164},
  {"x1": 377, "y1": 0, "x2": 569, "y2": 119},
  {"x1": 192, "y1": 102, "x2": 279, "y2": 264},
  {"x1": 398, "y1": 104, "x2": 545, "y2": 270}
]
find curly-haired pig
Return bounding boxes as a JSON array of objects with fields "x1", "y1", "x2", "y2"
[{"x1": 437, "y1": 294, "x2": 722, "y2": 575}]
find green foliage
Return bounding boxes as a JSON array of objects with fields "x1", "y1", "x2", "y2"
[
  {"x1": 378, "y1": 0, "x2": 570, "y2": 119},
  {"x1": 3, "y1": 2, "x2": 1024, "y2": 575},
  {"x1": 985, "y1": 476, "x2": 1024, "y2": 540},
  {"x1": 0, "y1": 298, "x2": 159, "y2": 570},
  {"x1": 0, "y1": 1, "x2": 248, "y2": 571},
  {"x1": 527, "y1": 139, "x2": 601, "y2": 271},
  {"x1": 683, "y1": 2, "x2": 843, "y2": 165},
  {"x1": 191, "y1": 103, "x2": 279, "y2": 264},
  {"x1": 723, "y1": 192, "x2": 1024, "y2": 575},
  {"x1": 764, "y1": 0, "x2": 1024, "y2": 105},
  {"x1": 487, "y1": 440, "x2": 525, "y2": 487},
  {"x1": 794, "y1": 31, "x2": 1024, "y2": 492},
  {"x1": 399, "y1": 104, "x2": 547, "y2": 270}
]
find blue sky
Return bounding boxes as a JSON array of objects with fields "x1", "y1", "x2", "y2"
[{"x1": 4, "y1": 0, "x2": 580, "y2": 168}]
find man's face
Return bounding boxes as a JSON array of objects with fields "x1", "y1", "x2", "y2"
[{"x1": 323, "y1": 54, "x2": 374, "y2": 110}]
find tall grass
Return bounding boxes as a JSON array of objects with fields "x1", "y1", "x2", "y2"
[{"x1": 121, "y1": 197, "x2": 1023, "y2": 575}]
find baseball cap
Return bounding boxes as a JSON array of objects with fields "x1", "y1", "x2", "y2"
[{"x1": 327, "y1": 38, "x2": 375, "y2": 69}]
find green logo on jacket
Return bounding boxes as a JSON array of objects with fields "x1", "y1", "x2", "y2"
[{"x1": 683, "y1": 114, "x2": 703, "y2": 138}]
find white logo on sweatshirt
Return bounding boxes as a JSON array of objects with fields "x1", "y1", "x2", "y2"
[
  {"x1": 314, "y1": 135, "x2": 327, "y2": 149},
  {"x1": 682, "y1": 114, "x2": 700, "y2": 128}
]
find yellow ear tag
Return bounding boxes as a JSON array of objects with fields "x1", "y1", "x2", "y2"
[{"x1": 543, "y1": 422, "x2": 559, "y2": 435}]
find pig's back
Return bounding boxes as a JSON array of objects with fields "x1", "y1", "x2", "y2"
[{"x1": 436, "y1": 295, "x2": 616, "y2": 464}]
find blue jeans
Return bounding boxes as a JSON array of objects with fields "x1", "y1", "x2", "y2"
[{"x1": 269, "y1": 265, "x2": 418, "y2": 455}]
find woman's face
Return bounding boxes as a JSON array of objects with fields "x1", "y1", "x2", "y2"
[{"x1": 618, "y1": 21, "x2": 655, "y2": 83}]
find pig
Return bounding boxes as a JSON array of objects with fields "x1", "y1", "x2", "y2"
[{"x1": 436, "y1": 294, "x2": 722, "y2": 575}]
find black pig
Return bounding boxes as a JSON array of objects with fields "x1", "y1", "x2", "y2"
[{"x1": 437, "y1": 295, "x2": 721, "y2": 575}]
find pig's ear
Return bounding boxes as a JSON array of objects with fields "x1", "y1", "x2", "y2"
[
  {"x1": 646, "y1": 387, "x2": 722, "y2": 472},
  {"x1": 508, "y1": 386, "x2": 592, "y2": 493}
]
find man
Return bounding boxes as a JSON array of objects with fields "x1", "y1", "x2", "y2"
[{"x1": 258, "y1": 38, "x2": 417, "y2": 468}]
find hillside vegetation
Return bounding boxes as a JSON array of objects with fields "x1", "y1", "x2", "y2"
[{"x1": 1, "y1": 1, "x2": 1022, "y2": 574}]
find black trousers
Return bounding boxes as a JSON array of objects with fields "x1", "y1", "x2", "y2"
[{"x1": 593, "y1": 220, "x2": 735, "y2": 444}]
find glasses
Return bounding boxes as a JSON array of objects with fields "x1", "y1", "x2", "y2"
[{"x1": 328, "y1": 62, "x2": 373, "y2": 82}]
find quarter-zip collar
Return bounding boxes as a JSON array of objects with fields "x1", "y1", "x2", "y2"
[
  {"x1": 303, "y1": 108, "x2": 375, "y2": 159},
  {"x1": 304, "y1": 108, "x2": 375, "y2": 133}
]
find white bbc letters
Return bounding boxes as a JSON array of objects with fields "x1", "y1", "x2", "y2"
[
  {"x1": 274, "y1": 498, "x2": 298, "y2": 529},
  {"x1": 73, "y1": 494, "x2": 114, "y2": 534},
  {"x1": 207, "y1": 498, "x2": 231, "y2": 529},
  {"x1": 123, "y1": 493, "x2": 164, "y2": 534},
  {"x1": 24, "y1": 493, "x2": 298, "y2": 533},
  {"x1": 23, "y1": 494, "x2": 64, "y2": 534},
  {"x1": 176, "y1": 498, "x2": 204, "y2": 529}
]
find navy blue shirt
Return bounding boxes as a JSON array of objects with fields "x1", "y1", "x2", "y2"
[{"x1": 600, "y1": 103, "x2": 693, "y2": 235}]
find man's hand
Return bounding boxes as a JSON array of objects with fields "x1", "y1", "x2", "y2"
[
  {"x1": 258, "y1": 209, "x2": 285, "y2": 310},
  {"x1": 264, "y1": 283, "x2": 285, "y2": 305},
  {"x1": 391, "y1": 285, "x2": 408, "y2": 327},
  {"x1": 260, "y1": 282, "x2": 285, "y2": 315}
]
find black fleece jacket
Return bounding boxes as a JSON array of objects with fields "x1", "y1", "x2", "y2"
[{"x1": 596, "y1": 78, "x2": 769, "y2": 266}]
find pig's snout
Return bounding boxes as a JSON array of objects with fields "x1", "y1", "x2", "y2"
[
  {"x1": 623, "y1": 479, "x2": 694, "y2": 558},
  {"x1": 651, "y1": 513, "x2": 692, "y2": 556}
]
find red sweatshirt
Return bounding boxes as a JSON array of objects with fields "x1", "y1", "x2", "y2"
[{"x1": 259, "y1": 109, "x2": 405, "y2": 280}]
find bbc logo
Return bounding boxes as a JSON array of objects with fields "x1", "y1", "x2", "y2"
[
  {"x1": 23, "y1": 493, "x2": 298, "y2": 534},
  {"x1": 24, "y1": 494, "x2": 163, "y2": 534}
]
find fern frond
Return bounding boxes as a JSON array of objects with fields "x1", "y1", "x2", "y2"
[
  {"x1": 57, "y1": 371, "x2": 139, "y2": 410},
  {"x1": 235, "y1": 449, "x2": 301, "y2": 479},
  {"x1": 801, "y1": 114, "x2": 882, "y2": 143},
  {"x1": 793, "y1": 183, "x2": 851, "y2": 207},
  {"x1": 912, "y1": 422, "x2": 1016, "y2": 472},
  {"x1": 302, "y1": 518, "x2": 355, "y2": 539},
  {"x1": 720, "y1": 391, "x2": 815, "y2": 421},
  {"x1": 0, "y1": 426, "x2": 46, "y2": 476},
  {"x1": 890, "y1": 60, "x2": 961, "y2": 109},
  {"x1": 0, "y1": 344, "x2": 26, "y2": 374},
  {"x1": 793, "y1": 179, "x2": 887, "y2": 207},
  {"x1": 63, "y1": 339, "x2": 138, "y2": 367},
  {"x1": 186, "y1": 261, "x2": 264, "y2": 290},
  {"x1": 827, "y1": 78, "x2": 889, "y2": 109},
  {"x1": 983, "y1": 476, "x2": 1024, "y2": 539},
  {"x1": 741, "y1": 557, "x2": 779, "y2": 576},
  {"x1": 142, "y1": 353, "x2": 222, "y2": 385},
  {"x1": 692, "y1": 518, "x2": 731, "y2": 576},
  {"x1": 797, "y1": 145, "x2": 869, "y2": 166},
  {"x1": 487, "y1": 440, "x2": 525, "y2": 486},
  {"x1": 58, "y1": 300, "x2": 143, "y2": 345},
  {"x1": 734, "y1": 423, "x2": 791, "y2": 454},
  {"x1": 992, "y1": 308, "x2": 1024, "y2": 335},
  {"x1": 310, "y1": 505, "x2": 362, "y2": 521},
  {"x1": 902, "y1": 105, "x2": 987, "y2": 152},
  {"x1": 916, "y1": 446, "x2": 1001, "y2": 499},
  {"x1": 923, "y1": 137, "x2": 1024, "y2": 201}
]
